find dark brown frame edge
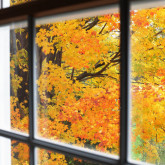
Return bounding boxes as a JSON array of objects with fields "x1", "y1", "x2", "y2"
[{"x1": 0, "y1": 0, "x2": 119, "y2": 25}]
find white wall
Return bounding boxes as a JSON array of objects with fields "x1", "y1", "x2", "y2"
[
  {"x1": 3, "y1": 0, "x2": 10, "y2": 8},
  {"x1": 0, "y1": 25, "x2": 10, "y2": 131},
  {"x1": 0, "y1": 137, "x2": 11, "y2": 165}
]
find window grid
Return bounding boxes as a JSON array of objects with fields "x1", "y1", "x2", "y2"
[{"x1": 0, "y1": 0, "x2": 134, "y2": 164}]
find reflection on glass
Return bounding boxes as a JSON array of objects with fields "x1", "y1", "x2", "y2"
[
  {"x1": 0, "y1": 137, "x2": 29, "y2": 165},
  {"x1": 35, "y1": 7, "x2": 120, "y2": 156},
  {"x1": 36, "y1": 148, "x2": 101, "y2": 165},
  {"x1": 0, "y1": 22, "x2": 29, "y2": 135},
  {"x1": 130, "y1": 1, "x2": 165, "y2": 165}
]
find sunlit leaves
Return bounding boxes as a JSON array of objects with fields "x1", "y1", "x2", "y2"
[
  {"x1": 10, "y1": 5, "x2": 165, "y2": 165},
  {"x1": 10, "y1": 0, "x2": 32, "y2": 6},
  {"x1": 11, "y1": 141, "x2": 29, "y2": 165},
  {"x1": 130, "y1": 7, "x2": 165, "y2": 164}
]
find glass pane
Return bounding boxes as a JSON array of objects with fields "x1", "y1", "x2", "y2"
[
  {"x1": 0, "y1": 136, "x2": 29, "y2": 165},
  {"x1": 0, "y1": 21, "x2": 29, "y2": 135},
  {"x1": 36, "y1": 148, "x2": 101, "y2": 165},
  {"x1": 34, "y1": 5, "x2": 120, "y2": 157},
  {"x1": 3, "y1": 0, "x2": 33, "y2": 8},
  {"x1": 129, "y1": 1, "x2": 165, "y2": 165}
]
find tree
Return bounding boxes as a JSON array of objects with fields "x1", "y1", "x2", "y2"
[
  {"x1": 130, "y1": 8, "x2": 165, "y2": 164},
  {"x1": 10, "y1": 2, "x2": 165, "y2": 164},
  {"x1": 35, "y1": 14, "x2": 120, "y2": 154}
]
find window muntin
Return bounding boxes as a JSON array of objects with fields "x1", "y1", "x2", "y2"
[
  {"x1": 36, "y1": 148, "x2": 101, "y2": 165},
  {"x1": 129, "y1": 1, "x2": 165, "y2": 165},
  {"x1": 34, "y1": 6, "x2": 120, "y2": 157},
  {"x1": 0, "y1": 21, "x2": 29, "y2": 135}
]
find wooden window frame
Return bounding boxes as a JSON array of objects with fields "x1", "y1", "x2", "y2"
[{"x1": 0, "y1": 0, "x2": 130, "y2": 164}]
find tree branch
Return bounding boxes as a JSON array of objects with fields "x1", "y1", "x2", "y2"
[
  {"x1": 80, "y1": 74, "x2": 118, "y2": 82},
  {"x1": 76, "y1": 51, "x2": 120, "y2": 82},
  {"x1": 83, "y1": 17, "x2": 99, "y2": 30},
  {"x1": 154, "y1": 28, "x2": 165, "y2": 37},
  {"x1": 71, "y1": 68, "x2": 74, "y2": 80},
  {"x1": 99, "y1": 23, "x2": 107, "y2": 34}
]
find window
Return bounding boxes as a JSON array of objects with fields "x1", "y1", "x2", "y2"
[
  {"x1": 129, "y1": 1, "x2": 165, "y2": 164},
  {"x1": 0, "y1": 0, "x2": 164, "y2": 165}
]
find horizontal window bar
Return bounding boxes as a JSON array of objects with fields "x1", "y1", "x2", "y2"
[
  {"x1": 0, "y1": 129, "x2": 140, "y2": 165},
  {"x1": 0, "y1": 129, "x2": 29, "y2": 143},
  {"x1": 0, "y1": 0, "x2": 119, "y2": 25},
  {"x1": 32, "y1": 139, "x2": 119, "y2": 165},
  {"x1": 0, "y1": 129, "x2": 119, "y2": 165}
]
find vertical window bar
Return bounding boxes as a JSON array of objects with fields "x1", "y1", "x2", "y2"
[
  {"x1": 120, "y1": 0, "x2": 130, "y2": 164},
  {"x1": 30, "y1": 145, "x2": 35, "y2": 165},
  {"x1": 28, "y1": 15, "x2": 35, "y2": 165}
]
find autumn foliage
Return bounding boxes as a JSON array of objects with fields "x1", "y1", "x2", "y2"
[
  {"x1": 11, "y1": 141, "x2": 29, "y2": 165},
  {"x1": 9, "y1": 2, "x2": 165, "y2": 164}
]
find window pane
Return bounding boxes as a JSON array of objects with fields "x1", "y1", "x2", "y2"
[
  {"x1": 34, "y1": 6, "x2": 120, "y2": 157},
  {"x1": 0, "y1": 137, "x2": 29, "y2": 165},
  {"x1": 0, "y1": 21, "x2": 29, "y2": 135},
  {"x1": 129, "y1": 1, "x2": 165, "y2": 164},
  {"x1": 36, "y1": 148, "x2": 101, "y2": 165}
]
